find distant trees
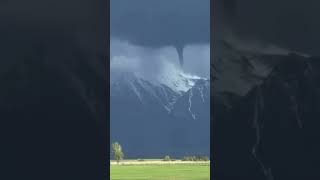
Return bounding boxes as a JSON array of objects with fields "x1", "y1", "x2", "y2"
[
  {"x1": 182, "y1": 155, "x2": 209, "y2": 161},
  {"x1": 112, "y1": 142, "x2": 124, "y2": 163}
]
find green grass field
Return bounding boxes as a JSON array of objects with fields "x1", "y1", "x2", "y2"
[{"x1": 111, "y1": 163, "x2": 210, "y2": 180}]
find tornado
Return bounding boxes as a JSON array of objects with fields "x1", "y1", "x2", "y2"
[{"x1": 176, "y1": 45, "x2": 184, "y2": 67}]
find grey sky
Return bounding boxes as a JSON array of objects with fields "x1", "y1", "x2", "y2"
[
  {"x1": 111, "y1": 0, "x2": 210, "y2": 48},
  {"x1": 111, "y1": 0, "x2": 210, "y2": 78}
]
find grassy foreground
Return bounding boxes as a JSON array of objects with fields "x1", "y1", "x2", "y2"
[{"x1": 110, "y1": 162, "x2": 210, "y2": 180}]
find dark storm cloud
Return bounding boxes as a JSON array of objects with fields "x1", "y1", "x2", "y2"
[
  {"x1": 216, "y1": 0, "x2": 320, "y2": 56},
  {"x1": 110, "y1": 0, "x2": 210, "y2": 48}
]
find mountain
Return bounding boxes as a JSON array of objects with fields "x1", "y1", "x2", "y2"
[
  {"x1": 110, "y1": 69, "x2": 210, "y2": 158},
  {"x1": 213, "y1": 39, "x2": 320, "y2": 179}
]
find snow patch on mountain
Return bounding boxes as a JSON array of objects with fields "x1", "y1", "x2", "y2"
[{"x1": 111, "y1": 59, "x2": 206, "y2": 94}]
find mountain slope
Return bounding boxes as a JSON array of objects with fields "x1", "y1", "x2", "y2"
[{"x1": 110, "y1": 70, "x2": 210, "y2": 158}]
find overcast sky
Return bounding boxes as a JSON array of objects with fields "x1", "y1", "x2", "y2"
[
  {"x1": 111, "y1": 0, "x2": 210, "y2": 47},
  {"x1": 111, "y1": 0, "x2": 210, "y2": 79}
]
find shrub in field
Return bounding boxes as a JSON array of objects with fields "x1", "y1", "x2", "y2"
[
  {"x1": 111, "y1": 142, "x2": 124, "y2": 163},
  {"x1": 163, "y1": 155, "x2": 171, "y2": 161}
]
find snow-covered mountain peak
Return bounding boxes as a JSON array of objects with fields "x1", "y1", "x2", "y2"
[
  {"x1": 110, "y1": 62, "x2": 209, "y2": 115},
  {"x1": 111, "y1": 65, "x2": 206, "y2": 95}
]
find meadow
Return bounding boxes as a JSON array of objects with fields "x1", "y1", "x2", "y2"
[{"x1": 110, "y1": 160, "x2": 210, "y2": 180}]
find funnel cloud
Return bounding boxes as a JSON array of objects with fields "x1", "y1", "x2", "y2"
[{"x1": 111, "y1": 0, "x2": 210, "y2": 66}]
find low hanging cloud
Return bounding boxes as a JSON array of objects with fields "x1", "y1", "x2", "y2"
[
  {"x1": 183, "y1": 45, "x2": 210, "y2": 78},
  {"x1": 111, "y1": 39, "x2": 210, "y2": 83}
]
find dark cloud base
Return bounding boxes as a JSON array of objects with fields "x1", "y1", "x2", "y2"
[{"x1": 111, "y1": 0, "x2": 210, "y2": 64}]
